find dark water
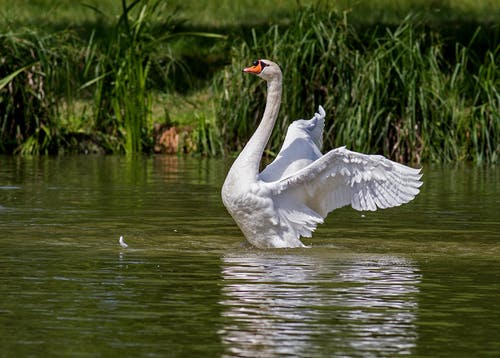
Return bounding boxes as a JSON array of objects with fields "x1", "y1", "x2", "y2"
[{"x1": 0, "y1": 156, "x2": 498, "y2": 357}]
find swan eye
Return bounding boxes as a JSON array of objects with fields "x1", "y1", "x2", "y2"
[{"x1": 243, "y1": 59, "x2": 269, "y2": 74}]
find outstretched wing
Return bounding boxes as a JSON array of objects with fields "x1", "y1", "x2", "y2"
[
  {"x1": 259, "y1": 106, "x2": 325, "y2": 182},
  {"x1": 263, "y1": 147, "x2": 422, "y2": 239}
]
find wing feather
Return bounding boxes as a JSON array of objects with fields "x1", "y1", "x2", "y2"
[
  {"x1": 257, "y1": 107, "x2": 422, "y2": 246},
  {"x1": 266, "y1": 147, "x2": 423, "y2": 220},
  {"x1": 260, "y1": 106, "x2": 325, "y2": 182}
]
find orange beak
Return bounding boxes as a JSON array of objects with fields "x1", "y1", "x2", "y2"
[{"x1": 243, "y1": 61, "x2": 263, "y2": 74}]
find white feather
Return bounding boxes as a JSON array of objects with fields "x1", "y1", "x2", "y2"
[{"x1": 119, "y1": 236, "x2": 128, "y2": 248}]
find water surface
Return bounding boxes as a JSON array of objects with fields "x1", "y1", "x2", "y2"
[{"x1": 0, "y1": 156, "x2": 499, "y2": 356}]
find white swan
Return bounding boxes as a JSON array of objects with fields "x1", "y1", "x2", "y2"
[{"x1": 221, "y1": 59, "x2": 422, "y2": 249}]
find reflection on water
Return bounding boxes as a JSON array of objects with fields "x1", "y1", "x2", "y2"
[
  {"x1": 220, "y1": 252, "x2": 421, "y2": 357},
  {"x1": 1, "y1": 156, "x2": 499, "y2": 356}
]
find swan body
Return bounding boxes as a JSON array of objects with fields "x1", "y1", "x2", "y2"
[{"x1": 222, "y1": 59, "x2": 422, "y2": 248}]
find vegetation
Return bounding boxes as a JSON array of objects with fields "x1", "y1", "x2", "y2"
[
  {"x1": 83, "y1": 0, "x2": 187, "y2": 154},
  {"x1": 216, "y1": 9, "x2": 499, "y2": 163},
  {"x1": 0, "y1": 0, "x2": 498, "y2": 163},
  {"x1": 0, "y1": 0, "x2": 224, "y2": 154},
  {"x1": 0, "y1": 30, "x2": 76, "y2": 155}
]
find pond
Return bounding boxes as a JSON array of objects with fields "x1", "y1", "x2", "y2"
[{"x1": 0, "y1": 155, "x2": 499, "y2": 356}]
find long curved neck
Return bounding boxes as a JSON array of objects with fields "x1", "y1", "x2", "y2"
[{"x1": 233, "y1": 76, "x2": 282, "y2": 179}]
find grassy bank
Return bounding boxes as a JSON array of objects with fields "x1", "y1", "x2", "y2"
[
  {"x1": 0, "y1": 0, "x2": 498, "y2": 162},
  {"x1": 1, "y1": 0, "x2": 225, "y2": 154},
  {"x1": 215, "y1": 8, "x2": 499, "y2": 163}
]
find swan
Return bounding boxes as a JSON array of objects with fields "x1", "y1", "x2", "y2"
[{"x1": 221, "y1": 59, "x2": 422, "y2": 249}]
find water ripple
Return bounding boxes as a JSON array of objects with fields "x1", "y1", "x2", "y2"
[{"x1": 219, "y1": 252, "x2": 421, "y2": 357}]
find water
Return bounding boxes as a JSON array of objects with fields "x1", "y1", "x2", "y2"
[{"x1": 0, "y1": 156, "x2": 499, "y2": 357}]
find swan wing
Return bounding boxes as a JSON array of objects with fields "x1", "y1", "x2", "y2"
[
  {"x1": 260, "y1": 106, "x2": 326, "y2": 182},
  {"x1": 265, "y1": 147, "x2": 422, "y2": 235}
]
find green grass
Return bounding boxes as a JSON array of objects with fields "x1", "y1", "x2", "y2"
[
  {"x1": 334, "y1": 0, "x2": 499, "y2": 24},
  {"x1": 3, "y1": 0, "x2": 497, "y2": 28},
  {"x1": 0, "y1": 0, "x2": 498, "y2": 161},
  {"x1": 1, "y1": 0, "x2": 224, "y2": 155},
  {"x1": 214, "y1": 6, "x2": 498, "y2": 163}
]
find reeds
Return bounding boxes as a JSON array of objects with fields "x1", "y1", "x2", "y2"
[
  {"x1": 0, "y1": 30, "x2": 79, "y2": 154},
  {"x1": 1, "y1": 0, "x2": 223, "y2": 155},
  {"x1": 82, "y1": 0, "x2": 177, "y2": 154},
  {"x1": 1, "y1": 3, "x2": 497, "y2": 161},
  {"x1": 214, "y1": 6, "x2": 498, "y2": 163},
  {"x1": 81, "y1": 0, "x2": 225, "y2": 154}
]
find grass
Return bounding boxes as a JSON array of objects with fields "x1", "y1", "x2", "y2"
[
  {"x1": 1, "y1": 0, "x2": 224, "y2": 155},
  {"x1": 0, "y1": 29, "x2": 74, "y2": 154},
  {"x1": 4, "y1": 0, "x2": 497, "y2": 28},
  {"x1": 214, "y1": 6, "x2": 499, "y2": 163},
  {"x1": 84, "y1": 0, "x2": 165, "y2": 154},
  {"x1": 0, "y1": 0, "x2": 498, "y2": 162}
]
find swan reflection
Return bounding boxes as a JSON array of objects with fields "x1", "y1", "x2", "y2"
[{"x1": 219, "y1": 252, "x2": 421, "y2": 357}]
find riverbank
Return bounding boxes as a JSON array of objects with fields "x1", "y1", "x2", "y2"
[{"x1": 0, "y1": 1, "x2": 498, "y2": 162}]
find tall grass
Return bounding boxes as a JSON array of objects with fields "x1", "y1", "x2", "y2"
[
  {"x1": 1, "y1": 2, "x2": 497, "y2": 160},
  {"x1": 0, "y1": 0, "x2": 224, "y2": 155},
  {"x1": 81, "y1": 0, "x2": 225, "y2": 154},
  {"x1": 214, "y1": 6, "x2": 498, "y2": 163},
  {"x1": 0, "y1": 30, "x2": 80, "y2": 154},
  {"x1": 82, "y1": 0, "x2": 179, "y2": 154}
]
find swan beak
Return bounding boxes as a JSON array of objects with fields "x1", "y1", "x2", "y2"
[{"x1": 243, "y1": 62, "x2": 263, "y2": 74}]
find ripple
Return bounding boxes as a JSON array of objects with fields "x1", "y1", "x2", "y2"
[{"x1": 219, "y1": 252, "x2": 420, "y2": 356}]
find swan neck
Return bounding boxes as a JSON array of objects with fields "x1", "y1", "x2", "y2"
[{"x1": 236, "y1": 76, "x2": 282, "y2": 178}]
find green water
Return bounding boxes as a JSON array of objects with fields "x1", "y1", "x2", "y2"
[{"x1": 0, "y1": 156, "x2": 499, "y2": 357}]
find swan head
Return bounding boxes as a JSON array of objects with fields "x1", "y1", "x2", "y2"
[{"x1": 243, "y1": 59, "x2": 281, "y2": 81}]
